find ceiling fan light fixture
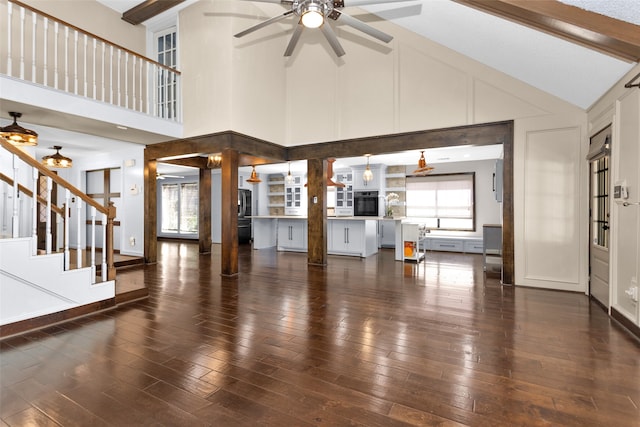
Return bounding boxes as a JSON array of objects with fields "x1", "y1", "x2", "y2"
[
  {"x1": 42, "y1": 145, "x2": 72, "y2": 168},
  {"x1": 1, "y1": 112, "x2": 38, "y2": 146},
  {"x1": 246, "y1": 165, "x2": 262, "y2": 184},
  {"x1": 301, "y1": 6, "x2": 324, "y2": 28}
]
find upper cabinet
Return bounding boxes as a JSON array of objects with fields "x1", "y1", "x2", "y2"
[
  {"x1": 352, "y1": 165, "x2": 384, "y2": 191},
  {"x1": 285, "y1": 175, "x2": 306, "y2": 216},
  {"x1": 334, "y1": 170, "x2": 354, "y2": 216}
]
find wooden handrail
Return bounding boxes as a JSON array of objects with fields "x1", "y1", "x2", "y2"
[
  {"x1": 0, "y1": 138, "x2": 112, "y2": 217},
  {"x1": 0, "y1": 172, "x2": 64, "y2": 217},
  {"x1": 9, "y1": 0, "x2": 181, "y2": 76}
]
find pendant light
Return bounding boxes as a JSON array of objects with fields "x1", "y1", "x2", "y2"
[
  {"x1": 363, "y1": 154, "x2": 373, "y2": 182},
  {"x1": 413, "y1": 150, "x2": 434, "y2": 175},
  {"x1": 246, "y1": 165, "x2": 262, "y2": 184},
  {"x1": 1, "y1": 112, "x2": 38, "y2": 146},
  {"x1": 42, "y1": 146, "x2": 73, "y2": 168},
  {"x1": 285, "y1": 161, "x2": 295, "y2": 184}
]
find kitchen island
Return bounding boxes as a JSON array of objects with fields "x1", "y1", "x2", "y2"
[{"x1": 252, "y1": 216, "x2": 404, "y2": 258}]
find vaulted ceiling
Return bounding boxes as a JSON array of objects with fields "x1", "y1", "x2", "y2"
[{"x1": 101, "y1": 0, "x2": 640, "y2": 109}]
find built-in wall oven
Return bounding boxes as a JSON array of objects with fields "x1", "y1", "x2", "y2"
[{"x1": 354, "y1": 191, "x2": 379, "y2": 216}]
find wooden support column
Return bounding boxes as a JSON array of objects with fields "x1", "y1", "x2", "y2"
[
  {"x1": 307, "y1": 158, "x2": 327, "y2": 266},
  {"x1": 221, "y1": 148, "x2": 239, "y2": 276},
  {"x1": 199, "y1": 167, "x2": 212, "y2": 254},
  {"x1": 144, "y1": 151, "x2": 157, "y2": 264}
]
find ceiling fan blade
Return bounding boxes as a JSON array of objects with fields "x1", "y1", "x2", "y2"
[
  {"x1": 341, "y1": 0, "x2": 416, "y2": 6},
  {"x1": 242, "y1": 0, "x2": 293, "y2": 3},
  {"x1": 320, "y1": 22, "x2": 345, "y2": 57},
  {"x1": 284, "y1": 22, "x2": 304, "y2": 57},
  {"x1": 234, "y1": 10, "x2": 294, "y2": 38},
  {"x1": 332, "y1": 10, "x2": 392, "y2": 43}
]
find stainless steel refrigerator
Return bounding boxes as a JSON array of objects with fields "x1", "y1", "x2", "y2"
[{"x1": 238, "y1": 189, "x2": 252, "y2": 244}]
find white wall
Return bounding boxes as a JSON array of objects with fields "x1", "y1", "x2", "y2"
[{"x1": 177, "y1": 1, "x2": 588, "y2": 292}]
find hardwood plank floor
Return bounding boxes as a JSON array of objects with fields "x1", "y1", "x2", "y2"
[{"x1": 1, "y1": 241, "x2": 639, "y2": 426}]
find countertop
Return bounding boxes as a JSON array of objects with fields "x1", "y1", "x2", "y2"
[{"x1": 252, "y1": 216, "x2": 406, "y2": 221}]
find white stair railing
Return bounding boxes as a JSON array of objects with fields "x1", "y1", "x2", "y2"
[
  {"x1": 0, "y1": 137, "x2": 116, "y2": 281},
  {"x1": 3, "y1": 0, "x2": 181, "y2": 121}
]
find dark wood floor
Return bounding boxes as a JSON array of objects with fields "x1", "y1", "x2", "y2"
[{"x1": 1, "y1": 241, "x2": 639, "y2": 426}]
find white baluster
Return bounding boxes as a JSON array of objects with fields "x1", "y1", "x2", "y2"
[
  {"x1": 102, "y1": 213, "x2": 107, "y2": 282},
  {"x1": 46, "y1": 176, "x2": 52, "y2": 254},
  {"x1": 92, "y1": 38, "x2": 97, "y2": 99},
  {"x1": 73, "y1": 30, "x2": 78, "y2": 94},
  {"x1": 19, "y1": 7, "x2": 25, "y2": 79},
  {"x1": 91, "y1": 206, "x2": 96, "y2": 283},
  {"x1": 109, "y1": 45, "x2": 113, "y2": 104},
  {"x1": 64, "y1": 26, "x2": 69, "y2": 91},
  {"x1": 43, "y1": 18, "x2": 48, "y2": 86},
  {"x1": 101, "y1": 41, "x2": 106, "y2": 102},
  {"x1": 138, "y1": 57, "x2": 143, "y2": 112},
  {"x1": 83, "y1": 34, "x2": 88, "y2": 97},
  {"x1": 147, "y1": 62, "x2": 152, "y2": 115},
  {"x1": 31, "y1": 11, "x2": 36, "y2": 83},
  {"x1": 76, "y1": 198, "x2": 82, "y2": 268},
  {"x1": 64, "y1": 190, "x2": 70, "y2": 270},
  {"x1": 6, "y1": 2, "x2": 12, "y2": 76},
  {"x1": 175, "y1": 70, "x2": 180, "y2": 121},
  {"x1": 117, "y1": 49, "x2": 122, "y2": 106},
  {"x1": 125, "y1": 52, "x2": 129, "y2": 108},
  {"x1": 31, "y1": 167, "x2": 38, "y2": 255},
  {"x1": 53, "y1": 22, "x2": 59, "y2": 89},
  {"x1": 132, "y1": 55, "x2": 136, "y2": 111},
  {"x1": 12, "y1": 155, "x2": 19, "y2": 238}
]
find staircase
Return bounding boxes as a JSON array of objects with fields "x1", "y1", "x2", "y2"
[{"x1": 0, "y1": 137, "x2": 118, "y2": 337}]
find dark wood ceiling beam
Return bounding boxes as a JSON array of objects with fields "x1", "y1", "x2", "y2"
[
  {"x1": 452, "y1": 0, "x2": 640, "y2": 62},
  {"x1": 122, "y1": 0, "x2": 186, "y2": 25},
  {"x1": 160, "y1": 157, "x2": 207, "y2": 168},
  {"x1": 287, "y1": 121, "x2": 511, "y2": 161}
]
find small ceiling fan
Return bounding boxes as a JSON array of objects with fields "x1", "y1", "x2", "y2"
[
  {"x1": 156, "y1": 173, "x2": 185, "y2": 180},
  {"x1": 235, "y1": 0, "x2": 412, "y2": 57}
]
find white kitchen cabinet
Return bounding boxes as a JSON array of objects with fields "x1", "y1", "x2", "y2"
[
  {"x1": 379, "y1": 219, "x2": 396, "y2": 248},
  {"x1": 328, "y1": 219, "x2": 378, "y2": 257},
  {"x1": 285, "y1": 175, "x2": 305, "y2": 216},
  {"x1": 277, "y1": 219, "x2": 307, "y2": 252},
  {"x1": 334, "y1": 170, "x2": 353, "y2": 216}
]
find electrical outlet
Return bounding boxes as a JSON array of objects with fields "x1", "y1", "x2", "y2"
[
  {"x1": 129, "y1": 236, "x2": 136, "y2": 247},
  {"x1": 625, "y1": 286, "x2": 638, "y2": 302}
]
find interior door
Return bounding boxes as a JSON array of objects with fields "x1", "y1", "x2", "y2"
[{"x1": 588, "y1": 126, "x2": 611, "y2": 308}]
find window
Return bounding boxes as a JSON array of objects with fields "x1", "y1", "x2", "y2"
[
  {"x1": 591, "y1": 156, "x2": 609, "y2": 248},
  {"x1": 155, "y1": 27, "x2": 177, "y2": 119},
  {"x1": 161, "y1": 182, "x2": 198, "y2": 234},
  {"x1": 406, "y1": 173, "x2": 475, "y2": 231}
]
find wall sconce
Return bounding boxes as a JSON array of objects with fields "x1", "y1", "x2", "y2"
[
  {"x1": 1, "y1": 112, "x2": 38, "y2": 146},
  {"x1": 42, "y1": 145, "x2": 73, "y2": 168},
  {"x1": 207, "y1": 154, "x2": 222, "y2": 169},
  {"x1": 246, "y1": 165, "x2": 262, "y2": 184},
  {"x1": 285, "y1": 161, "x2": 295, "y2": 184},
  {"x1": 363, "y1": 154, "x2": 373, "y2": 182},
  {"x1": 413, "y1": 150, "x2": 434, "y2": 174}
]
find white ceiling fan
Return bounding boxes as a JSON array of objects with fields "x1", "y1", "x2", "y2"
[{"x1": 235, "y1": 0, "x2": 414, "y2": 57}]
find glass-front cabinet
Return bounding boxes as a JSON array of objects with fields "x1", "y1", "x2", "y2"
[
  {"x1": 335, "y1": 171, "x2": 353, "y2": 216},
  {"x1": 285, "y1": 175, "x2": 305, "y2": 215}
]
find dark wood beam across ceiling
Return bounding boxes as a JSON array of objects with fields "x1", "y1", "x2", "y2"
[
  {"x1": 122, "y1": 0, "x2": 186, "y2": 25},
  {"x1": 452, "y1": 0, "x2": 640, "y2": 62}
]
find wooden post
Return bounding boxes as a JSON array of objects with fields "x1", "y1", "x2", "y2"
[
  {"x1": 144, "y1": 152, "x2": 157, "y2": 263},
  {"x1": 221, "y1": 148, "x2": 239, "y2": 276},
  {"x1": 199, "y1": 167, "x2": 212, "y2": 254},
  {"x1": 106, "y1": 201, "x2": 116, "y2": 281},
  {"x1": 307, "y1": 158, "x2": 327, "y2": 266}
]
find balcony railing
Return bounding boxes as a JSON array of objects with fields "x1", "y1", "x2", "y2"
[{"x1": 1, "y1": 0, "x2": 181, "y2": 121}]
